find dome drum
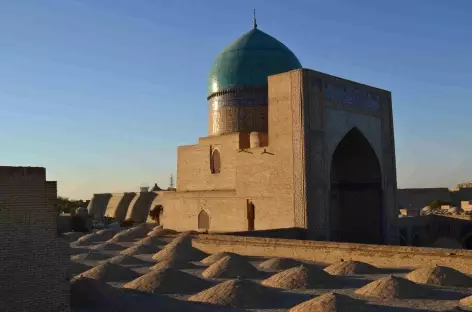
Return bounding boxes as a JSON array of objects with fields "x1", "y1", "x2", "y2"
[{"x1": 209, "y1": 86, "x2": 268, "y2": 135}]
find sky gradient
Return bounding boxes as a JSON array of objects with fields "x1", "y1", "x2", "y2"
[{"x1": 1, "y1": 0, "x2": 471, "y2": 200}]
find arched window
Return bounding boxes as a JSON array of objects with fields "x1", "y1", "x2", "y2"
[
  {"x1": 210, "y1": 149, "x2": 221, "y2": 174},
  {"x1": 247, "y1": 201, "x2": 255, "y2": 231},
  {"x1": 198, "y1": 210, "x2": 210, "y2": 230}
]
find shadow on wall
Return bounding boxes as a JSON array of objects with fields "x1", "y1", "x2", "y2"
[
  {"x1": 126, "y1": 192, "x2": 157, "y2": 222},
  {"x1": 105, "y1": 193, "x2": 136, "y2": 222},
  {"x1": 221, "y1": 227, "x2": 308, "y2": 240},
  {"x1": 87, "y1": 193, "x2": 112, "y2": 219},
  {"x1": 397, "y1": 188, "x2": 451, "y2": 209},
  {"x1": 398, "y1": 187, "x2": 472, "y2": 209},
  {"x1": 397, "y1": 214, "x2": 472, "y2": 250},
  {"x1": 57, "y1": 215, "x2": 92, "y2": 234}
]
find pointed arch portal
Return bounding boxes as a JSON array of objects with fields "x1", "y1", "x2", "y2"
[
  {"x1": 329, "y1": 128, "x2": 383, "y2": 244},
  {"x1": 198, "y1": 210, "x2": 210, "y2": 230}
]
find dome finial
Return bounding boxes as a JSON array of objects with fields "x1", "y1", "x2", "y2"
[{"x1": 253, "y1": 9, "x2": 257, "y2": 29}]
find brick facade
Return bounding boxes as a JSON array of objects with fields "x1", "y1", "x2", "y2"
[
  {"x1": 160, "y1": 69, "x2": 398, "y2": 242},
  {"x1": 87, "y1": 69, "x2": 400, "y2": 244},
  {"x1": 0, "y1": 167, "x2": 70, "y2": 312}
]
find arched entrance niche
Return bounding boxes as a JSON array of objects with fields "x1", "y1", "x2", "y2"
[
  {"x1": 198, "y1": 210, "x2": 210, "y2": 230},
  {"x1": 329, "y1": 127, "x2": 383, "y2": 244}
]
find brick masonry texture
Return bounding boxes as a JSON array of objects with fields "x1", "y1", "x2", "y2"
[
  {"x1": 194, "y1": 234, "x2": 472, "y2": 274},
  {"x1": 0, "y1": 167, "x2": 70, "y2": 312},
  {"x1": 158, "y1": 68, "x2": 399, "y2": 242},
  {"x1": 87, "y1": 68, "x2": 401, "y2": 243}
]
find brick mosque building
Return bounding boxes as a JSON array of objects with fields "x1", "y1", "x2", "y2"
[{"x1": 89, "y1": 20, "x2": 399, "y2": 245}]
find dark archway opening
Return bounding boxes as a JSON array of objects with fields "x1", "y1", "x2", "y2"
[
  {"x1": 149, "y1": 205, "x2": 163, "y2": 225},
  {"x1": 411, "y1": 233, "x2": 420, "y2": 247},
  {"x1": 198, "y1": 210, "x2": 210, "y2": 230},
  {"x1": 329, "y1": 128, "x2": 383, "y2": 244},
  {"x1": 71, "y1": 215, "x2": 88, "y2": 233},
  {"x1": 399, "y1": 228, "x2": 407, "y2": 246},
  {"x1": 247, "y1": 201, "x2": 255, "y2": 231},
  {"x1": 462, "y1": 233, "x2": 472, "y2": 250}
]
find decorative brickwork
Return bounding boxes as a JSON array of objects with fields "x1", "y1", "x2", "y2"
[
  {"x1": 298, "y1": 70, "x2": 398, "y2": 243},
  {"x1": 304, "y1": 73, "x2": 326, "y2": 236},
  {"x1": 324, "y1": 82, "x2": 381, "y2": 112},
  {"x1": 134, "y1": 69, "x2": 398, "y2": 245},
  {"x1": 209, "y1": 106, "x2": 268, "y2": 135},
  {"x1": 208, "y1": 85, "x2": 268, "y2": 135},
  {"x1": 0, "y1": 166, "x2": 70, "y2": 312},
  {"x1": 290, "y1": 71, "x2": 307, "y2": 229},
  {"x1": 381, "y1": 95, "x2": 400, "y2": 244}
]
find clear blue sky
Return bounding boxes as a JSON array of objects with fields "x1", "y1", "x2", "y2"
[{"x1": 1, "y1": 0, "x2": 471, "y2": 200}]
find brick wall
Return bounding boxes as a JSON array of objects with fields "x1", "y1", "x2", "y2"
[
  {"x1": 160, "y1": 72, "x2": 299, "y2": 233},
  {"x1": 0, "y1": 167, "x2": 70, "y2": 312},
  {"x1": 193, "y1": 234, "x2": 472, "y2": 274},
  {"x1": 177, "y1": 133, "x2": 244, "y2": 192}
]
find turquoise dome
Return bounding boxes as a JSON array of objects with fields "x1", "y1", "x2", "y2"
[{"x1": 208, "y1": 27, "x2": 302, "y2": 95}]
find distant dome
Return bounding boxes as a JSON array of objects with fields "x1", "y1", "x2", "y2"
[{"x1": 208, "y1": 27, "x2": 302, "y2": 95}]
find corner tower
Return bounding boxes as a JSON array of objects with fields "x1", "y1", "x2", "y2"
[{"x1": 207, "y1": 21, "x2": 302, "y2": 135}]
